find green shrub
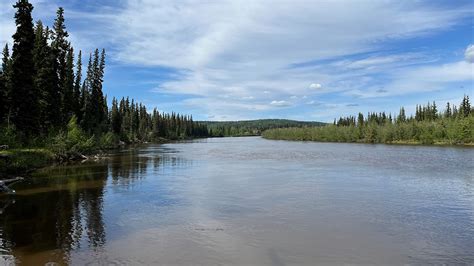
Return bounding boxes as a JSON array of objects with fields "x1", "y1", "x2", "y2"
[
  {"x1": 0, "y1": 126, "x2": 19, "y2": 148},
  {"x1": 99, "y1": 132, "x2": 118, "y2": 149},
  {"x1": 51, "y1": 116, "x2": 96, "y2": 158}
]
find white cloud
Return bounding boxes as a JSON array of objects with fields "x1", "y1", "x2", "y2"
[
  {"x1": 465, "y1": 44, "x2": 474, "y2": 63},
  {"x1": 347, "y1": 60, "x2": 474, "y2": 98},
  {"x1": 309, "y1": 83, "x2": 322, "y2": 90},
  {"x1": 241, "y1": 96, "x2": 254, "y2": 100},
  {"x1": 270, "y1": 100, "x2": 291, "y2": 107},
  {"x1": 92, "y1": 0, "x2": 470, "y2": 120},
  {"x1": 1, "y1": 0, "x2": 471, "y2": 120}
]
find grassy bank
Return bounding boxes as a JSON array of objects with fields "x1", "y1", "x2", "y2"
[
  {"x1": 0, "y1": 149, "x2": 54, "y2": 177},
  {"x1": 262, "y1": 116, "x2": 474, "y2": 146},
  {"x1": 1, "y1": 118, "x2": 114, "y2": 178}
]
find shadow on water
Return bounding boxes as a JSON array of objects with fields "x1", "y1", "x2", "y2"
[{"x1": 0, "y1": 144, "x2": 186, "y2": 265}]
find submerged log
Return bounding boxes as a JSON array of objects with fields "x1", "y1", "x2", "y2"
[{"x1": 0, "y1": 177, "x2": 24, "y2": 194}]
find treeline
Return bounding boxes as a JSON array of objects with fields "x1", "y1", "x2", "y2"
[
  {"x1": 110, "y1": 98, "x2": 208, "y2": 142},
  {"x1": 0, "y1": 0, "x2": 208, "y2": 149},
  {"x1": 263, "y1": 95, "x2": 474, "y2": 145},
  {"x1": 205, "y1": 119, "x2": 326, "y2": 137}
]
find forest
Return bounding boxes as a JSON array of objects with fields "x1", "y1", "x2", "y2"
[
  {"x1": 263, "y1": 95, "x2": 474, "y2": 145},
  {"x1": 0, "y1": 1, "x2": 209, "y2": 153},
  {"x1": 204, "y1": 119, "x2": 326, "y2": 137},
  {"x1": 0, "y1": 1, "x2": 210, "y2": 175}
]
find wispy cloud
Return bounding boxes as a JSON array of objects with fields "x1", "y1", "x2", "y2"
[
  {"x1": 270, "y1": 100, "x2": 291, "y2": 107},
  {"x1": 465, "y1": 44, "x2": 474, "y2": 63},
  {"x1": 0, "y1": 0, "x2": 472, "y2": 121}
]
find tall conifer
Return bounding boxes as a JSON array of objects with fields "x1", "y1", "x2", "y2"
[
  {"x1": 33, "y1": 21, "x2": 60, "y2": 131},
  {"x1": 73, "y1": 50, "x2": 82, "y2": 119},
  {"x1": 11, "y1": 0, "x2": 39, "y2": 135},
  {"x1": 63, "y1": 47, "x2": 75, "y2": 121},
  {"x1": 0, "y1": 45, "x2": 11, "y2": 123},
  {"x1": 52, "y1": 7, "x2": 70, "y2": 123}
]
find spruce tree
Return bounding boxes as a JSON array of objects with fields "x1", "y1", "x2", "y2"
[
  {"x1": 82, "y1": 49, "x2": 106, "y2": 133},
  {"x1": 0, "y1": 45, "x2": 11, "y2": 124},
  {"x1": 73, "y1": 50, "x2": 82, "y2": 119},
  {"x1": 52, "y1": 7, "x2": 70, "y2": 124},
  {"x1": 33, "y1": 22, "x2": 60, "y2": 131},
  {"x1": 81, "y1": 53, "x2": 93, "y2": 131},
  {"x1": 111, "y1": 97, "x2": 121, "y2": 134},
  {"x1": 432, "y1": 101, "x2": 437, "y2": 120},
  {"x1": 63, "y1": 47, "x2": 75, "y2": 121},
  {"x1": 461, "y1": 95, "x2": 470, "y2": 117},
  {"x1": 10, "y1": 0, "x2": 40, "y2": 135},
  {"x1": 0, "y1": 64, "x2": 3, "y2": 123},
  {"x1": 445, "y1": 102, "x2": 452, "y2": 118}
]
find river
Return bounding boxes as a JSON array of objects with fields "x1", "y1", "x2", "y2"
[{"x1": 1, "y1": 137, "x2": 473, "y2": 264}]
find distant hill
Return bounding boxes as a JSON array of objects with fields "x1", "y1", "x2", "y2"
[{"x1": 201, "y1": 119, "x2": 326, "y2": 137}]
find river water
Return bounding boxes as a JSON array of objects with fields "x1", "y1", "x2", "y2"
[{"x1": 1, "y1": 137, "x2": 473, "y2": 265}]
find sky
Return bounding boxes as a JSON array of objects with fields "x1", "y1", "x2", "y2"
[{"x1": 0, "y1": 0, "x2": 473, "y2": 122}]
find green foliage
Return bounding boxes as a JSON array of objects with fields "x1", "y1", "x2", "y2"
[
  {"x1": 263, "y1": 96, "x2": 474, "y2": 146},
  {"x1": 51, "y1": 116, "x2": 95, "y2": 157},
  {"x1": 10, "y1": 0, "x2": 39, "y2": 136},
  {"x1": 0, "y1": 148, "x2": 53, "y2": 177},
  {"x1": 0, "y1": 126, "x2": 19, "y2": 148},
  {"x1": 204, "y1": 119, "x2": 326, "y2": 137},
  {"x1": 98, "y1": 132, "x2": 118, "y2": 150},
  {"x1": 1, "y1": 2, "x2": 208, "y2": 154}
]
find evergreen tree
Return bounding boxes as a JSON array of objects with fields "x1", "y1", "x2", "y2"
[
  {"x1": 10, "y1": 0, "x2": 39, "y2": 135},
  {"x1": 0, "y1": 44, "x2": 11, "y2": 124},
  {"x1": 73, "y1": 50, "x2": 82, "y2": 119},
  {"x1": 62, "y1": 47, "x2": 75, "y2": 121},
  {"x1": 445, "y1": 102, "x2": 452, "y2": 118},
  {"x1": 33, "y1": 21, "x2": 60, "y2": 131},
  {"x1": 1, "y1": 1, "x2": 209, "y2": 145},
  {"x1": 0, "y1": 62, "x2": 4, "y2": 123},
  {"x1": 52, "y1": 7, "x2": 70, "y2": 124},
  {"x1": 110, "y1": 97, "x2": 121, "y2": 134},
  {"x1": 461, "y1": 95, "x2": 470, "y2": 117},
  {"x1": 82, "y1": 49, "x2": 106, "y2": 133},
  {"x1": 397, "y1": 107, "x2": 406, "y2": 123}
]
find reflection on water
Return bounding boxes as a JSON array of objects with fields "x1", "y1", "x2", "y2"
[
  {"x1": 0, "y1": 137, "x2": 473, "y2": 265},
  {"x1": 0, "y1": 145, "x2": 190, "y2": 265}
]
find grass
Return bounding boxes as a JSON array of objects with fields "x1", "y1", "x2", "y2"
[{"x1": 0, "y1": 149, "x2": 54, "y2": 178}]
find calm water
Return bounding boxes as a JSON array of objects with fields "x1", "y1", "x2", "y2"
[{"x1": 1, "y1": 137, "x2": 473, "y2": 265}]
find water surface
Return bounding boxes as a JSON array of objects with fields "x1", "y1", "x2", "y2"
[{"x1": 1, "y1": 137, "x2": 473, "y2": 264}]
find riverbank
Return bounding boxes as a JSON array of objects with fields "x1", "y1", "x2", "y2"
[
  {"x1": 262, "y1": 121, "x2": 474, "y2": 147},
  {"x1": 0, "y1": 149, "x2": 54, "y2": 178},
  {"x1": 0, "y1": 136, "x2": 195, "y2": 179},
  {"x1": 262, "y1": 136, "x2": 474, "y2": 147}
]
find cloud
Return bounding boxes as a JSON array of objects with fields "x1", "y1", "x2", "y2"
[
  {"x1": 309, "y1": 83, "x2": 322, "y2": 90},
  {"x1": 465, "y1": 44, "x2": 474, "y2": 63},
  {"x1": 270, "y1": 100, "x2": 291, "y2": 107},
  {"x1": 347, "y1": 60, "x2": 473, "y2": 98},
  {"x1": 1, "y1": 0, "x2": 471, "y2": 121}
]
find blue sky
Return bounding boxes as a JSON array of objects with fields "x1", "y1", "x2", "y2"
[{"x1": 1, "y1": 0, "x2": 473, "y2": 122}]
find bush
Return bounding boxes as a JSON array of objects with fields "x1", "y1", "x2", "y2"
[
  {"x1": 0, "y1": 149, "x2": 53, "y2": 177},
  {"x1": 99, "y1": 132, "x2": 118, "y2": 149},
  {"x1": 51, "y1": 116, "x2": 96, "y2": 159},
  {"x1": 0, "y1": 125, "x2": 19, "y2": 148}
]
